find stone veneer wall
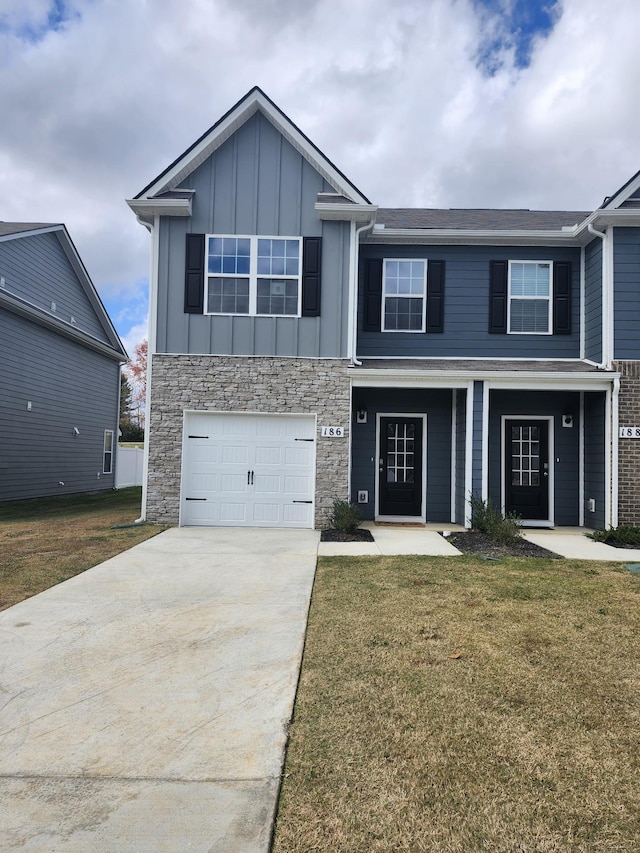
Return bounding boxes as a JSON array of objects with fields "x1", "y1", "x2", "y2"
[
  {"x1": 615, "y1": 360, "x2": 640, "y2": 524},
  {"x1": 147, "y1": 355, "x2": 351, "y2": 527}
]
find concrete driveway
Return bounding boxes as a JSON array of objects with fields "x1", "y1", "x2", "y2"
[{"x1": 0, "y1": 527, "x2": 319, "y2": 852}]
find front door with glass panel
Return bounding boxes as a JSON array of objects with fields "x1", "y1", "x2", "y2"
[
  {"x1": 378, "y1": 417, "x2": 424, "y2": 518},
  {"x1": 504, "y1": 419, "x2": 549, "y2": 520}
]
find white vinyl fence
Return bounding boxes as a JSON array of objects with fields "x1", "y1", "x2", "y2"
[{"x1": 115, "y1": 446, "x2": 144, "y2": 488}]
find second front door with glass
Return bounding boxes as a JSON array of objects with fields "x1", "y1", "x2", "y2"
[{"x1": 378, "y1": 416, "x2": 424, "y2": 519}]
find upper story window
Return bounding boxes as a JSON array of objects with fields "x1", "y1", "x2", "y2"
[
  {"x1": 382, "y1": 260, "x2": 427, "y2": 332},
  {"x1": 206, "y1": 236, "x2": 301, "y2": 317},
  {"x1": 508, "y1": 261, "x2": 552, "y2": 334}
]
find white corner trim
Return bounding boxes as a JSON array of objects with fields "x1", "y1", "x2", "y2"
[
  {"x1": 464, "y1": 382, "x2": 474, "y2": 527},
  {"x1": 451, "y1": 391, "x2": 457, "y2": 523},
  {"x1": 481, "y1": 381, "x2": 489, "y2": 502},
  {"x1": 579, "y1": 392, "x2": 585, "y2": 527}
]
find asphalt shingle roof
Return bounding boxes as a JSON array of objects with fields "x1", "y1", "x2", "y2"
[
  {"x1": 0, "y1": 222, "x2": 57, "y2": 237},
  {"x1": 375, "y1": 209, "x2": 591, "y2": 231}
]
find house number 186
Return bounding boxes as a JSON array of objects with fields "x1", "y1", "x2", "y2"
[{"x1": 321, "y1": 426, "x2": 345, "y2": 437}]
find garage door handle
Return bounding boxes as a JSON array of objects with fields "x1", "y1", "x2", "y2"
[
  {"x1": 295, "y1": 438, "x2": 314, "y2": 442},
  {"x1": 186, "y1": 497, "x2": 207, "y2": 501},
  {"x1": 293, "y1": 500, "x2": 312, "y2": 504},
  {"x1": 247, "y1": 470, "x2": 254, "y2": 485}
]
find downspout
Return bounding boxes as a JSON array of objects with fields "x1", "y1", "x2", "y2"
[
  {"x1": 135, "y1": 213, "x2": 159, "y2": 523},
  {"x1": 611, "y1": 373, "x2": 620, "y2": 528},
  {"x1": 349, "y1": 218, "x2": 375, "y2": 366},
  {"x1": 587, "y1": 223, "x2": 609, "y2": 368}
]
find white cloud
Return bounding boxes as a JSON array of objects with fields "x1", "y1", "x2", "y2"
[{"x1": 1, "y1": 0, "x2": 639, "y2": 342}]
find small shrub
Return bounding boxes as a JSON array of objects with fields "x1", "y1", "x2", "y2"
[
  {"x1": 328, "y1": 499, "x2": 363, "y2": 534},
  {"x1": 588, "y1": 524, "x2": 640, "y2": 547},
  {"x1": 470, "y1": 494, "x2": 521, "y2": 545}
]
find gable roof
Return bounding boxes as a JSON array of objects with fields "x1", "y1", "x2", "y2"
[
  {"x1": 133, "y1": 86, "x2": 371, "y2": 206},
  {"x1": 600, "y1": 168, "x2": 640, "y2": 211},
  {"x1": 0, "y1": 223, "x2": 127, "y2": 361}
]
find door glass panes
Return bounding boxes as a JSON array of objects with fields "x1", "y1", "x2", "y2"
[
  {"x1": 511, "y1": 425, "x2": 540, "y2": 486},
  {"x1": 386, "y1": 422, "x2": 415, "y2": 483}
]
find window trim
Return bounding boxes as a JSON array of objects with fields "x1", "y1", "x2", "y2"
[
  {"x1": 507, "y1": 259, "x2": 553, "y2": 335},
  {"x1": 103, "y1": 430, "x2": 114, "y2": 475},
  {"x1": 382, "y1": 258, "x2": 427, "y2": 333},
  {"x1": 204, "y1": 234, "x2": 302, "y2": 318}
]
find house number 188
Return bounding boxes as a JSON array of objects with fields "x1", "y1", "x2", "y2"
[{"x1": 619, "y1": 427, "x2": 640, "y2": 438}]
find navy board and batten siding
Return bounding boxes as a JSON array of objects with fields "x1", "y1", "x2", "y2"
[
  {"x1": 155, "y1": 110, "x2": 351, "y2": 359},
  {"x1": 0, "y1": 310, "x2": 120, "y2": 501},
  {"x1": 584, "y1": 238, "x2": 603, "y2": 363},
  {"x1": 350, "y1": 388, "x2": 453, "y2": 522},
  {"x1": 0, "y1": 232, "x2": 111, "y2": 344},
  {"x1": 613, "y1": 227, "x2": 640, "y2": 360},
  {"x1": 488, "y1": 390, "x2": 581, "y2": 525},
  {"x1": 455, "y1": 389, "x2": 467, "y2": 525},
  {"x1": 583, "y1": 392, "x2": 606, "y2": 530},
  {"x1": 357, "y1": 245, "x2": 581, "y2": 358}
]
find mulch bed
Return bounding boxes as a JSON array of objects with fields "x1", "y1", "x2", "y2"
[
  {"x1": 321, "y1": 527, "x2": 561, "y2": 557},
  {"x1": 448, "y1": 531, "x2": 562, "y2": 558},
  {"x1": 321, "y1": 529, "x2": 375, "y2": 542}
]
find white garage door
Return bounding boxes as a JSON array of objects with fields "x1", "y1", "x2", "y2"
[{"x1": 181, "y1": 412, "x2": 316, "y2": 528}]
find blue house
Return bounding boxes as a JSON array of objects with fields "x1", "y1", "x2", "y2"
[
  {"x1": 0, "y1": 223, "x2": 127, "y2": 502},
  {"x1": 128, "y1": 87, "x2": 640, "y2": 531}
]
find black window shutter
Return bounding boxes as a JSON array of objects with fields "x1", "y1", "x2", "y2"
[
  {"x1": 184, "y1": 233, "x2": 205, "y2": 314},
  {"x1": 301, "y1": 236, "x2": 322, "y2": 317},
  {"x1": 489, "y1": 260, "x2": 508, "y2": 333},
  {"x1": 363, "y1": 258, "x2": 383, "y2": 331},
  {"x1": 553, "y1": 261, "x2": 571, "y2": 334},
  {"x1": 426, "y1": 260, "x2": 445, "y2": 333}
]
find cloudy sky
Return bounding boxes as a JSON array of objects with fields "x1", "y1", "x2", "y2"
[{"x1": 1, "y1": 0, "x2": 639, "y2": 358}]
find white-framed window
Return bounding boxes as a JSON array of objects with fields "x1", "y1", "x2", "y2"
[
  {"x1": 382, "y1": 259, "x2": 427, "y2": 331},
  {"x1": 103, "y1": 430, "x2": 114, "y2": 474},
  {"x1": 205, "y1": 235, "x2": 302, "y2": 317},
  {"x1": 508, "y1": 261, "x2": 552, "y2": 334}
]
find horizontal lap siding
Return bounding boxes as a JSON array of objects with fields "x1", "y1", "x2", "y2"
[
  {"x1": 350, "y1": 388, "x2": 453, "y2": 522},
  {"x1": 157, "y1": 112, "x2": 350, "y2": 358},
  {"x1": 358, "y1": 244, "x2": 581, "y2": 358},
  {"x1": 0, "y1": 232, "x2": 110, "y2": 342},
  {"x1": 0, "y1": 311, "x2": 119, "y2": 501},
  {"x1": 488, "y1": 390, "x2": 581, "y2": 525},
  {"x1": 613, "y1": 228, "x2": 640, "y2": 360},
  {"x1": 584, "y1": 238, "x2": 603, "y2": 362}
]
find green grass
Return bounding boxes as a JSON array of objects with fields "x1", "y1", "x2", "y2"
[
  {"x1": 274, "y1": 555, "x2": 640, "y2": 852},
  {"x1": 0, "y1": 488, "x2": 165, "y2": 610}
]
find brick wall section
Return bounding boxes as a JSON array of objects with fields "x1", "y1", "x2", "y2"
[
  {"x1": 615, "y1": 360, "x2": 640, "y2": 524},
  {"x1": 147, "y1": 355, "x2": 351, "y2": 527}
]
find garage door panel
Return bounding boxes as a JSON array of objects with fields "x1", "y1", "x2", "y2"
[{"x1": 182, "y1": 413, "x2": 316, "y2": 528}]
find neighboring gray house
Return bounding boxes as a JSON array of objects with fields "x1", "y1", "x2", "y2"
[
  {"x1": 128, "y1": 87, "x2": 640, "y2": 531},
  {"x1": 0, "y1": 223, "x2": 127, "y2": 502}
]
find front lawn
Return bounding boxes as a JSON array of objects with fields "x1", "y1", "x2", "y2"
[
  {"x1": 274, "y1": 555, "x2": 640, "y2": 852},
  {"x1": 0, "y1": 488, "x2": 165, "y2": 610}
]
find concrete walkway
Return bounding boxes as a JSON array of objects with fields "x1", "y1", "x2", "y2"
[
  {"x1": 0, "y1": 527, "x2": 319, "y2": 853},
  {"x1": 522, "y1": 527, "x2": 640, "y2": 561}
]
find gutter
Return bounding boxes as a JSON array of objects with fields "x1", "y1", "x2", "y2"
[
  {"x1": 348, "y1": 217, "x2": 376, "y2": 366},
  {"x1": 587, "y1": 223, "x2": 610, "y2": 368}
]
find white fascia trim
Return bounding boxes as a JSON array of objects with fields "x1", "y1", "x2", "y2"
[
  {"x1": 351, "y1": 370, "x2": 615, "y2": 388},
  {"x1": 126, "y1": 197, "x2": 192, "y2": 221},
  {"x1": 362, "y1": 228, "x2": 581, "y2": 246},
  {"x1": 576, "y1": 208, "x2": 640, "y2": 237},
  {"x1": 315, "y1": 202, "x2": 378, "y2": 222},
  {"x1": 139, "y1": 91, "x2": 370, "y2": 205},
  {"x1": 358, "y1": 355, "x2": 590, "y2": 362},
  {"x1": 602, "y1": 174, "x2": 640, "y2": 210}
]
